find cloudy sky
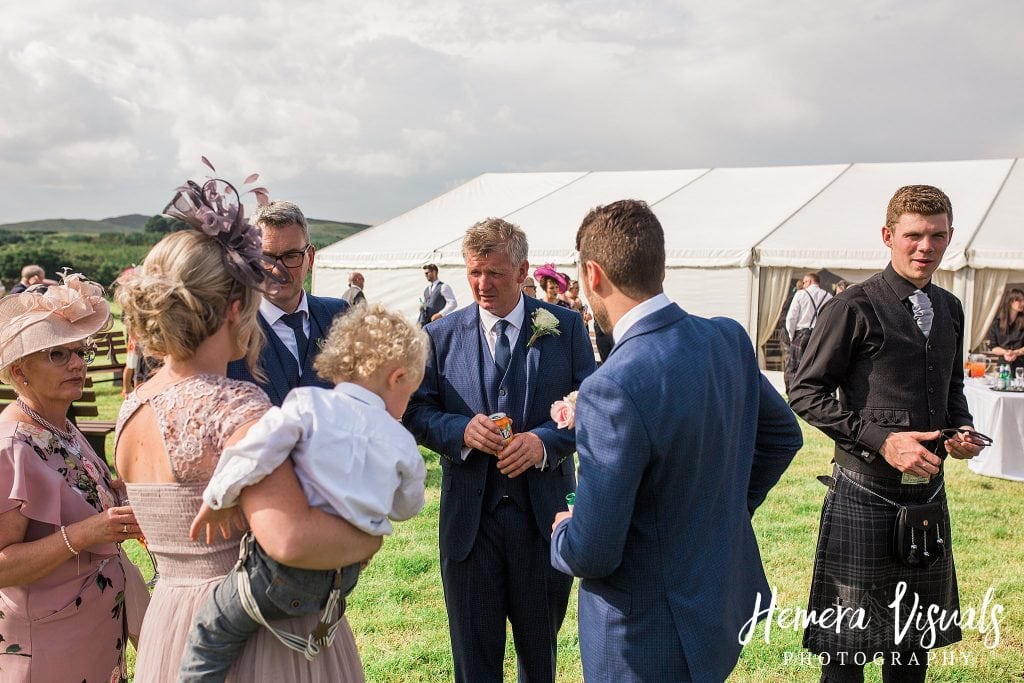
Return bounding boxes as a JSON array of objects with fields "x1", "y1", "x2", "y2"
[{"x1": 1, "y1": 1, "x2": 1021, "y2": 225}]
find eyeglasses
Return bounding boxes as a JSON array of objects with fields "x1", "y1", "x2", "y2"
[
  {"x1": 261, "y1": 244, "x2": 311, "y2": 270},
  {"x1": 39, "y1": 345, "x2": 97, "y2": 366},
  {"x1": 934, "y1": 427, "x2": 994, "y2": 452}
]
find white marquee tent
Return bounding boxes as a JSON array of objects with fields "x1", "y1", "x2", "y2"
[{"x1": 314, "y1": 158, "x2": 1023, "y2": 364}]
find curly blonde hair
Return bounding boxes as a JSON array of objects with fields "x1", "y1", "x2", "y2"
[
  {"x1": 115, "y1": 230, "x2": 265, "y2": 377},
  {"x1": 315, "y1": 304, "x2": 427, "y2": 383}
]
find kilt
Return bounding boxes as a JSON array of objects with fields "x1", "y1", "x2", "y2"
[{"x1": 803, "y1": 464, "x2": 962, "y2": 656}]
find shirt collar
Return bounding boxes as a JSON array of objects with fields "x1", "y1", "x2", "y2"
[
  {"x1": 883, "y1": 263, "x2": 932, "y2": 300},
  {"x1": 613, "y1": 293, "x2": 672, "y2": 343},
  {"x1": 478, "y1": 294, "x2": 526, "y2": 333},
  {"x1": 261, "y1": 291, "x2": 309, "y2": 324},
  {"x1": 335, "y1": 381, "x2": 386, "y2": 410}
]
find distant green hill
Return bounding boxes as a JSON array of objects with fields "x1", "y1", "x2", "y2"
[
  {"x1": 0, "y1": 215, "x2": 371, "y2": 245},
  {"x1": 0, "y1": 217, "x2": 145, "y2": 233},
  {"x1": 307, "y1": 219, "x2": 371, "y2": 246}
]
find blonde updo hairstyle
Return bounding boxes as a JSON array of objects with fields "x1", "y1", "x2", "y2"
[
  {"x1": 115, "y1": 230, "x2": 265, "y2": 377},
  {"x1": 315, "y1": 303, "x2": 427, "y2": 384}
]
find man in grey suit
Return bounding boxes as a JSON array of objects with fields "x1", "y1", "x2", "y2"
[
  {"x1": 404, "y1": 218, "x2": 595, "y2": 683},
  {"x1": 418, "y1": 263, "x2": 457, "y2": 326},
  {"x1": 227, "y1": 200, "x2": 348, "y2": 405},
  {"x1": 342, "y1": 271, "x2": 366, "y2": 306}
]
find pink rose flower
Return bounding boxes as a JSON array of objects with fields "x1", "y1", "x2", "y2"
[
  {"x1": 550, "y1": 400, "x2": 576, "y2": 430},
  {"x1": 81, "y1": 458, "x2": 101, "y2": 481}
]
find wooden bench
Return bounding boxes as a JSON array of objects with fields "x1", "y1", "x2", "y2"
[
  {"x1": 88, "y1": 331, "x2": 128, "y2": 385},
  {"x1": 0, "y1": 378, "x2": 116, "y2": 459}
]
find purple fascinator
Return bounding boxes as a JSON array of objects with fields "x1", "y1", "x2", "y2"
[
  {"x1": 533, "y1": 264, "x2": 568, "y2": 293},
  {"x1": 163, "y1": 157, "x2": 285, "y2": 289}
]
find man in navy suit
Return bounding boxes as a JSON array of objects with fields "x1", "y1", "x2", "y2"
[
  {"x1": 227, "y1": 200, "x2": 348, "y2": 405},
  {"x1": 404, "y1": 218, "x2": 595, "y2": 683},
  {"x1": 550, "y1": 200, "x2": 802, "y2": 682}
]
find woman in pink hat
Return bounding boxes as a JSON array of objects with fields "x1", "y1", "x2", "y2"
[
  {"x1": 0, "y1": 274, "x2": 149, "y2": 682},
  {"x1": 533, "y1": 264, "x2": 572, "y2": 308}
]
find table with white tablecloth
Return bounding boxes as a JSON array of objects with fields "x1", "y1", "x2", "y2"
[{"x1": 964, "y1": 379, "x2": 1024, "y2": 482}]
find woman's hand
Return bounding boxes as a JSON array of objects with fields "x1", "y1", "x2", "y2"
[{"x1": 69, "y1": 505, "x2": 142, "y2": 548}]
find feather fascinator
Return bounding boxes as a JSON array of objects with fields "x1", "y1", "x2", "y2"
[{"x1": 163, "y1": 157, "x2": 284, "y2": 289}]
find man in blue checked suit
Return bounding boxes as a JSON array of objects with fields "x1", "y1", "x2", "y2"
[
  {"x1": 550, "y1": 200, "x2": 802, "y2": 682},
  {"x1": 227, "y1": 200, "x2": 348, "y2": 405},
  {"x1": 404, "y1": 218, "x2": 595, "y2": 683}
]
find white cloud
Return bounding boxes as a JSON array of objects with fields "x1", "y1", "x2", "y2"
[{"x1": 0, "y1": 1, "x2": 1022, "y2": 223}]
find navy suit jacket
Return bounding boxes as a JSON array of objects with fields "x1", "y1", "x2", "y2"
[
  {"x1": 551, "y1": 303, "x2": 802, "y2": 683},
  {"x1": 227, "y1": 294, "x2": 348, "y2": 406},
  {"x1": 404, "y1": 296, "x2": 596, "y2": 562}
]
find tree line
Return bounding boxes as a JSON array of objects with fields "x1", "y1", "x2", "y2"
[{"x1": 0, "y1": 216, "x2": 185, "y2": 289}]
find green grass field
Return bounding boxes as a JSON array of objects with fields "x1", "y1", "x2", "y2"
[{"x1": 96, "y1": 382, "x2": 1022, "y2": 682}]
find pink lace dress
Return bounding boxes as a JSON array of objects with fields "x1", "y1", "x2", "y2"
[{"x1": 118, "y1": 374, "x2": 365, "y2": 682}]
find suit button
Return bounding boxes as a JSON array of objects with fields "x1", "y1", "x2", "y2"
[
  {"x1": 291, "y1": 600, "x2": 301, "y2": 609},
  {"x1": 476, "y1": 488, "x2": 482, "y2": 495},
  {"x1": 928, "y1": 387, "x2": 935, "y2": 394},
  {"x1": 930, "y1": 409, "x2": 936, "y2": 415},
  {"x1": 928, "y1": 365, "x2": 934, "y2": 371},
  {"x1": 499, "y1": 389, "x2": 507, "y2": 397}
]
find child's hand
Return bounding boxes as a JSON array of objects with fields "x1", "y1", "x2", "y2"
[{"x1": 189, "y1": 503, "x2": 247, "y2": 544}]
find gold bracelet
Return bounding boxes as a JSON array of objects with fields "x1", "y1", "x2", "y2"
[{"x1": 60, "y1": 525, "x2": 79, "y2": 555}]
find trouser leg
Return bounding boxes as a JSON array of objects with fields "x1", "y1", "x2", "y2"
[{"x1": 441, "y1": 508, "x2": 508, "y2": 683}]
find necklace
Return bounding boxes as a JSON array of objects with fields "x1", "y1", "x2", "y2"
[{"x1": 16, "y1": 398, "x2": 76, "y2": 442}]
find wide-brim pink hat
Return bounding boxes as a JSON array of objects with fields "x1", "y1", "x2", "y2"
[
  {"x1": 533, "y1": 264, "x2": 568, "y2": 293},
  {"x1": 0, "y1": 274, "x2": 111, "y2": 374}
]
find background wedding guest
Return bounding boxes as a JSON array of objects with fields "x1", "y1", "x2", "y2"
[
  {"x1": 404, "y1": 218, "x2": 595, "y2": 683},
  {"x1": 833, "y1": 279, "x2": 851, "y2": 294},
  {"x1": 789, "y1": 185, "x2": 986, "y2": 681},
  {"x1": 227, "y1": 200, "x2": 349, "y2": 406},
  {"x1": 783, "y1": 271, "x2": 832, "y2": 392},
  {"x1": 534, "y1": 263, "x2": 571, "y2": 308},
  {"x1": 986, "y1": 288, "x2": 1024, "y2": 371},
  {"x1": 521, "y1": 276, "x2": 538, "y2": 298},
  {"x1": 551, "y1": 200, "x2": 800, "y2": 682},
  {"x1": 418, "y1": 264, "x2": 457, "y2": 325},
  {"x1": 116, "y1": 172, "x2": 377, "y2": 682},
  {"x1": 9, "y1": 265, "x2": 45, "y2": 295},
  {"x1": 342, "y1": 271, "x2": 367, "y2": 306},
  {"x1": 0, "y1": 274, "x2": 149, "y2": 683}
]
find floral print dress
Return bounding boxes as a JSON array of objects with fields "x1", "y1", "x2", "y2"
[{"x1": 0, "y1": 421, "x2": 147, "y2": 683}]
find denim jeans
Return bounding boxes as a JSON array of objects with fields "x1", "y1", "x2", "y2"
[{"x1": 179, "y1": 534, "x2": 361, "y2": 682}]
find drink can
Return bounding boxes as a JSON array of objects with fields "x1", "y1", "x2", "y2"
[{"x1": 489, "y1": 412, "x2": 513, "y2": 444}]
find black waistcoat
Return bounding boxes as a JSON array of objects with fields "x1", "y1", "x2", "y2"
[
  {"x1": 834, "y1": 272, "x2": 960, "y2": 476},
  {"x1": 478, "y1": 323, "x2": 530, "y2": 511},
  {"x1": 418, "y1": 282, "x2": 448, "y2": 326}
]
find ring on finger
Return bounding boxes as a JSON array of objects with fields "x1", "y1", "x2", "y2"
[{"x1": 122, "y1": 524, "x2": 129, "y2": 534}]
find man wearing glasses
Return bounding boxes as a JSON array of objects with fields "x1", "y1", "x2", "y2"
[
  {"x1": 227, "y1": 200, "x2": 348, "y2": 406},
  {"x1": 789, "y1": 185, "x2": 988, "y2": 682}
]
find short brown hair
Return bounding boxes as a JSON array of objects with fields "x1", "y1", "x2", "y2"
[
  {"x1": 575, "y1": 199, "x2": 664, "y2": 299},
  {"x1": 886, "y1": 185, "x2": 953, "y2": 228},
  {"x1": 462, "y1": 218, "x2": 528, "y2": 265},
  {"x1": 803, "y1": 272, "x2": 820, "y2": 284}
]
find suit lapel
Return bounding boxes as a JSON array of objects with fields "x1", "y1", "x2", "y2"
[
  {"x1": 521, "y1": 298, "x2": 541, "y2": 427},
  {"x1": 465, "y1": 305, "x2": 490, "y2": 414},
  {"x1": 258, "y1": 313, "x2": 295, "y2": 404}
]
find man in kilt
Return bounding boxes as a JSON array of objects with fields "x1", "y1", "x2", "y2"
[{"x1": 789, "y1": 185, "x2": 987, "y2": 682}]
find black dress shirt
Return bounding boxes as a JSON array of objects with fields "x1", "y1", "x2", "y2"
[{"x1": 789, "y1": 264, "x2": 973, "y2": 477}]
